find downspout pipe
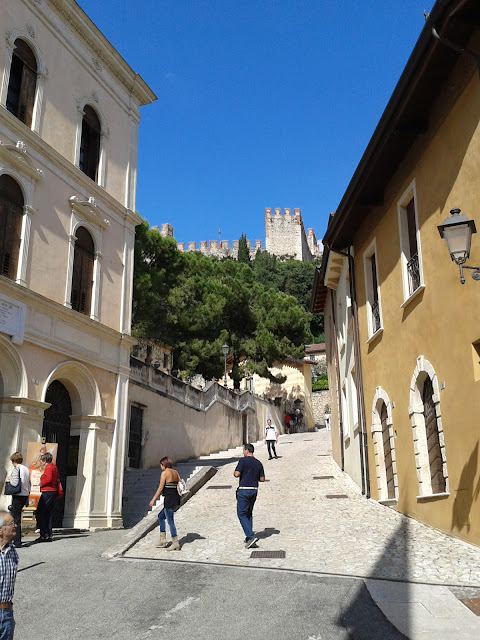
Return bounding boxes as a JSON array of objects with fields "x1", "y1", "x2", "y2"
[{"x1": 329, "y1": 288, "x2": 344, "y2": 471}]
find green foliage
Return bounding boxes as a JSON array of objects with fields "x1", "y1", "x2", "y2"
[
  {"x1": 252, "y1": 251, "x2": 324, "y2": 341},
  {"x1": 237, "y1": 233, "x2": 251, "y2": 265},
  {"x1": 133, "y1": 224, "x2": 313, "y2": 387},
  {"x1": 312, "y1": 377, "x2": 329, "y2": 391},
  {"x1": 312, "y1": 373, "x2": 329, "y2": 391}
]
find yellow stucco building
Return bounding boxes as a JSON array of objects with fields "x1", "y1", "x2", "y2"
[{"x1": 312, "y1": 0, "x2": 480, "y2": 545}]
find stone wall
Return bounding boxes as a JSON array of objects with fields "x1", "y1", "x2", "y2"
[
  {"x1": 128, "y1": 358, "x2": 288, "y2": 467},
  {"x1": 311, "y1": 390, "x2": 332, "y2": 427},
  {"x1": 264, "y1": 207, "x2": 319, "y2": 261},
  {"x1": 154, "y1": 207, "x2": 320, "y2": 262}
]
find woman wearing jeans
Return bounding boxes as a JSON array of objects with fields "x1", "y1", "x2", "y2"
[
  {"x1": 6, "y1": 452, "x2": 31, "y2": 548},
  {"x1": 149, "y1": 457, "x2": 181, "y2": 551}
]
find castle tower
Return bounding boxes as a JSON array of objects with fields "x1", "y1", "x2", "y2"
[{"x1": 264, "y1": 207, "x2": 315, "y2": 261}]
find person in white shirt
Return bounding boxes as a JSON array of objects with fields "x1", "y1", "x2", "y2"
[
  {"x1": 265, "y1": 419, "x2": 278, "y2": 459},
  {"x1": 6, "y1": 452, "x2": 31, "y2": 548}
]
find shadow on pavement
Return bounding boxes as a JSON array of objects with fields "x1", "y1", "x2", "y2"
[
  {"x1": 256, "y1": 527, "x2": 280, "y2": 540},
  {"x1": 338, "y1": 519, "x2": 409, "y2": 639},
  {"x1": 18, "y1": 562, "x2": 45, "y2": 572},
  {"x1": 179, "y1": 532, "x2": 206, "y2": 546}
]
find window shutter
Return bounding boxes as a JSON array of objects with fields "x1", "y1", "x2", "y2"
[
  {"x1": 19, "y1": 65, "x2": 36, "y2": 127},
  {"x1": 79, "y1": 253, "x2": 93, "y2": 314},
  {"x1": 0, "y1": 176, "x2": 24, "y2": 280},
  {"x1": 71, "y1": 227, "x2": 94, "y2": 315},
  {"x1": 71, "y1": 247, "x2": 82, "y2": 311}
]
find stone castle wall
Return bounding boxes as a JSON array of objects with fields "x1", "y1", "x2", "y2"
[
  {"x1": 154, "y1": 208, "x2": 320, "y2": 262},
  {"x1": 265, "y1": 208, "x2": 319, "y2": 261}
]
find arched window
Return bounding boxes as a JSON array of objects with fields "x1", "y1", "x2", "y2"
[
  {"x1": 0, "y1": 175, "x2": 24, "y2": 280},
  {"x1": 371, "y1": 387, "x2": 397, "y2": 502},
  {"x1": 6, "y1": 39, "x2": 37, "y2": 127},
  {"x1": 423, "y1": 376, "x2": 446, "y2": 494},
  {"x1": 409, "y1": 356, "x2": 448, "y2": 496},
  {"x1": 79, "y1": 106, "x2": 101, "y2": 181},
  {"x1": 71, "y1": 227, "x2": 94, "y2": 315}
]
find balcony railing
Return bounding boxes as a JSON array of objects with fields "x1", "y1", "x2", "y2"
[
  {"x1": 371, "y1": 299, "x2": 381, "y2": 333},
  {"x1": 407, "y1": 252, "x2": 421, "y2": 295}
]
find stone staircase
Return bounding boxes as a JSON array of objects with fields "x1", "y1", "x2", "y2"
[
  {"x1": 121, "y1": 444, "x2": 246, "y2": 528},
  {"x1": 122, "y1": 461, "x2": 201, "y2": 528}
]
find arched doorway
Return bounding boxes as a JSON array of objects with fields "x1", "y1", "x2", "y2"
[{"x1": 42, "y1": 380, "x2": 72, "y2": 526}]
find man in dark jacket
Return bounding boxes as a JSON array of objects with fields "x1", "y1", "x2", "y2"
[{"x1": 234, "y1": 444, "x2": 265, "y2": 548}]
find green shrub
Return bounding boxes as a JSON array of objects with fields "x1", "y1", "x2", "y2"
[{"x1": 312, "y1": 377, "x2": 329, "y2": 391}]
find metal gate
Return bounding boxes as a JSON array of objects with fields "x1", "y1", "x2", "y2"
[{"x1": 42, "y1": 380, "x2": 72, "y2": 526}]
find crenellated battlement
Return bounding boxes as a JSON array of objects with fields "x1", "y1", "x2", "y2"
[
  {"x1": 153, "y1": 208, "x2": 319, "y2": 262},
  {"x1": 176, "y1": 236, "x2": 262, "y2": 259},
  {"x1": 265, "y1": 207, "x2": 319, "y2": 261}
]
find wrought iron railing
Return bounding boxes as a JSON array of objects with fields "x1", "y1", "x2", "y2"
[
  {"x1": 407, "y1": 252, "x2": 421, "y2": 295},
  {"x1": 371, "y1": 299, "x2": 381, "y2": 333}
]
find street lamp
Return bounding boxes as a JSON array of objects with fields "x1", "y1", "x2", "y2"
[
  {"x1": 221, "y1": 343, "x2": 229, "y2": 386},
  {"x1": 438, "y1": 208, "x2": 480, "y2": 284}
]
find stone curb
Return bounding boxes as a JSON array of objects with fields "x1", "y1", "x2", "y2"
[{"x1": 102, "y1": 465, "x2": 217, "y2": 558}]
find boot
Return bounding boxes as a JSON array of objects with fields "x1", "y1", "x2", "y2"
[
  {"x1": 167, "y1": 536, "x2": 180, "y2": 551},
  {"x1": 155, "y1": 532, "x2": 167, "y2": 548}
]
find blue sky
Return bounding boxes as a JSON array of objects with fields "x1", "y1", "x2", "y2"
[{"x1": 76, "y1": 0, "x2": 433, "y2": 248}]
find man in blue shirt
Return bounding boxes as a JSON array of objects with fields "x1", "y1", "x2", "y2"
[
  {"x1": 234, "y1": 443, "x2": 265, "y2": 548},
  {"x1": 0, "y1": 511, "x2": 18, "y2": 640}
]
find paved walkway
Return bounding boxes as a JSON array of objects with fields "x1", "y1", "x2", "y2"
[{"x1": 126, "y1": 430, "x2": 480, "y2": 639}]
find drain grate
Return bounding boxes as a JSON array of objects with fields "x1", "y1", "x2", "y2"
[
  {"x1": 303, "y1": 439, "x2": 314, "y2": 441},
  {"x1": 207, "y1": 485, "x2": 232, "y2": 490},
  {"x1": 326, "y1": 494, "x2": 348, "y2": 499},
  {"x1": 250, "y1": 550, "x2": 286, "y2": 559},
  {"x1": 313, "y1": 475, "x2": 334, "y2": 479},
  {"x1": 279, "y1": 442, "x2": 292, "y2": 444},
  {"x1": 317, "y1": 454, "x2": 330, "y2": 456}
]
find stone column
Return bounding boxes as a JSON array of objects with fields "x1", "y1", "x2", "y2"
[
  {"x1": 0, "y1": 397, "x2": 49, "y2": 511},
  {"x1": 66, "y1": 414, "x2": 115, "y2": 529},
  {"x1": 106, "y1": 371, "x2": 129, "y2": 528}
]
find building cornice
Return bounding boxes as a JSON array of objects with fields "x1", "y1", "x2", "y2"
[
  {"x1": 44, "y1": 0, "x2": 156, "y2": 107},
  {"x1": 0, "y1": 112, "x2": 142, "y2": 229},
  {"x1": 0, "y1": 275, "x2": 133, "y2": 349}
]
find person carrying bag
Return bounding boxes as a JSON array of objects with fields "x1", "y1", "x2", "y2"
[{"x1": 6, "y1": 452, "x2": 31, "y2": 548}]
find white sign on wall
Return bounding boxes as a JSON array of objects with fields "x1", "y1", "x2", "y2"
[{"x1": 0, "y1": 293, "x2": 26, "y2": 345}]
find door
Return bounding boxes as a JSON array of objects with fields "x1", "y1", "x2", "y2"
[
  {"x1": 128, "y1": 406, "x2": 143, "y2": 469},
  {"x1": 42, "y1": 380, "x2": 73, "y2": 526}
]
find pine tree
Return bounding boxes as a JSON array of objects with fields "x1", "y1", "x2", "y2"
[{"x1": 237, "y1": 233, "x2": 251, "y2": 265}]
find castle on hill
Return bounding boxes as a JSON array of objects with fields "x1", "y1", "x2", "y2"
[{"x1": 154, "y1": 208, "x2": 320, "y2": 262}]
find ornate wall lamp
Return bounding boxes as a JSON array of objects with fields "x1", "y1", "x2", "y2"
[{"x1": 438, "y1": 208, "x2": 480, "y2": 284}]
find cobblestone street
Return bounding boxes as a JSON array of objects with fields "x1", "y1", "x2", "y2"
[{"x1": 127, "y1": 430, "x2": 480, "y2": 587}]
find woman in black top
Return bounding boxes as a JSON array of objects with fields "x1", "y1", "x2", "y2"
[{"x1": 149, "y1": 456, "x2": 181, "y2": 550}]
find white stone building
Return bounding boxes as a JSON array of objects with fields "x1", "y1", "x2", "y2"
[{"x1": 0, "y1": 0, "x2": 155, "y2": 528}]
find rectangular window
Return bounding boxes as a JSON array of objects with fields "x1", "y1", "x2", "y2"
[
  {"x1": 398, "y1": 182, "x2": 423, "y2": 301},
  {"x1": 363, "y1": 240, "x2": 382, "y2": 338},
  {"x1": 128, "y1": 405, "x2": 143, "y2": 469}
]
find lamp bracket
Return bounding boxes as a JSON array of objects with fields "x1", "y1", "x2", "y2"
[{"x1": 458, "y1": 263, "x2": 480, "y2": 284}]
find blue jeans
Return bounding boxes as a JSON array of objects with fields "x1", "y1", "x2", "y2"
[
  {"x1": 0, "y1": 608, "x2": 14, "y2": 640},
  {"x1": 236, "y1": 489, "x2": 257, "y2": 539},
  {"x1": 158, "y1": 507, "x2": 177, "y2": 537}
]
